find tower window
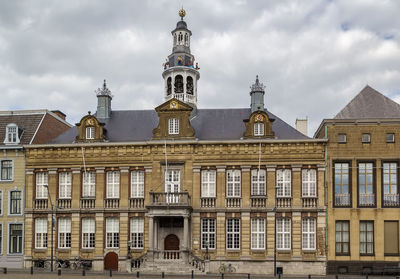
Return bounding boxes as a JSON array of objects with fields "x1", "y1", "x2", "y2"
[
  {"x1": 174, "y1": 75, "x2": 183, "y2": 93},
  {"x1": 167, "y1": 77, "x2": 172, "y2": 95},
  {"x1": 254, "y1": 123, "x2": 264, "y2": 136},
  {"x1": 86, "y1": 127, "x2": 95, "y2": 140},
  {"x1": 186, "y1": 76, "x2": 193, "y2": 95},
  {"x1": 168, "y1": 118, "x2": 179, "y2": 135}
]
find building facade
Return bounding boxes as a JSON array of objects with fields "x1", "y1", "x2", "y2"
[
  {"x1": 23, "y1": 10, "x2": 328, "y2": 275},
  {"x1": 315, "y1": 86, "x2": 400, "y2": 275},
  {"x1": 0, "y1": 110, "x2": 71, "y2": 268}
]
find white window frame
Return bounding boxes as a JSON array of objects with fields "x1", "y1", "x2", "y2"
[
  {"x1": 4, "y1": 124, "x2": 19, "y2": 144},
  {"x1": 8, "y1": 189, "x2": 22, "y2": 216},
  {"x1": 81, "y1": 218, "x2": 95, "y2": 249},
  {"x1": 8, "y1": 222, "x2": 23, "y2": 255},
  {"x1": 106, "y1": 218, "x2": 119, "y2": 248},
  {"x1": 302, "y1": 218, "x2": 316, "y2": 250},
  {"x1": 131, "y1": 171, "x2": 144, "y2": 198},
  {"x1": 226, "y1": 218, "x2": 240, "y2": 250},
  {"x1": 168, "y1": 118, "x2": 179, "y2": 135},
  {"x1": 59, "y1": 172, "x2": 72, "y2": 199},
  {"x1": 386, "y1": 133, "x2": 395, "y2": 143},
  {"x1": 251, "y1": 218, "x2": 265, "y2": 250},
  {"x1": 226, "y1": 169, "x2": 241, "y2": 197},
  {"x1": 0, "y1": 159, "x2": 13, "y2": 181},
  {"x1": 362, "y1": 133, "x2": 371, "y2": 143},
  {"x1": 106, "y1": 171, "x2": 120, "y2": 198},
  {"x1": 36, "y1": 172, "x2": 48, "y2": 199},
  {"x1": 35, "y1": 218, "x2": 48, "y2": 249},
  {"x1": 165, "y1": 169, "x2": 180, "y2": 193},
  {"x1": 251, "y1": 169, "x2": 266, "y2": 196},
  {"x1": 130, "y1": 218, "x2": 144, "y2": 249},
  {"x1": 254, "y1": 123, "x2": 264, "y2": 136},
  {"x1": 277, "y1": 218, "x2": 291, "y2": 250},
  {"x1": 58, "y1": 218, "x2": 71, "y2": 249},
  {"x1": 302, "y1": 169, "x2": 317, "y2": 197},
  {"x1": 276, "y1": 169, "x2": 291, "y2": 197},
  {"x1": 201, "y1": 170, "x2": 216, "y2": 198},
  {"x1": 201, "y1": 218, "x2": 216, "y2": 250},
  {"x1": 85, "y1": 127, "x2": 95, "y2": 140},
  {"x1": 82, "y1": 171, "x2": 96, "y2": 197},
  {"x1": 338, "y1": 133, "x2": 347, "y2": 143}
]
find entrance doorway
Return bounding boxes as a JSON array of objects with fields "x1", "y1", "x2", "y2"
[
  {"x1": 104, "y1": 252, "x2": 118, "y2": 270},
  {"x1": 164, "y1": 234, "x2": 180, "y2": 259}
]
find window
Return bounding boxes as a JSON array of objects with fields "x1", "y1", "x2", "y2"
[
  {"x1": 106, "y1": 218, "x2": 119, "y2": 248},
  {"x1": 0, "y1": 224, "x2": 2, "y2": 254},
  {"x1": 254, "y1": 123, "x2": 264, "y2": 136},
  {"x1": 251, "y1": 218, "x2": 265, "y2": 249},
  {"x1": 59, "y1": 172, "x2": 72, "y2": 199},
  {"x1": 36, "y1": 172, "x2": 48, "y2": 199},
  {"x1": 358, "y1": 162, "x2": 375, "y2": 206},
  {"x1": 386, "y1": 133, "x2": 395, "y2": 143},
  {"x1": 82, "y1": 218, "x2": 95, "y2": 249},
  {"x1": 58, "y1": 218, "x2": 71, "y2": 248},
  {"x1": 0, "y1": 190, "x2": 2, "y2": 215},
  {"x1": 9, "y1": 224, "x2": 22, "y2": 254},
  {"x1": 302, "y1": 218, "x2": 316, "y2": 250},
  {"x1": 82, "y1": 171, "x2": 95, "y2": 197},
  {"x1": 4, "y1": 124, "x2": 18, "y2": 144},
  {"x1": 251, "y1": 169, "x2": 266, "y2": 196},
  {"x1": 338, "y1": 133, "x2": 347, "y2": 143},
  {"x1": 131, "y1": 171, "x2": 144, "y2": 198},
  {"x1": 276, "y1": 169, "x2": 291, "y2": 197},
  {"x1": 384, "y1": 221, "x2": 399, "y2": 255},
  {"x1": 335, "y1": 221, "x2": 349, "y2": 255},
  {"x1": 362, "y1": 133, "x2": 371, "y2": 143},
  {"x1": 383, "y1": 162, "x2": 399, "y2": 207},
  {"x1": 302, "y1": 169, "x2": 316, "y2": 197},
  {"x1": 35, "y1": 218, "x2": 47, "y2": 249},
  {"x1": 277, "y1": 218, "x2": 291, "y2": 250},
  {"x1": 226, "y1": 169, "x2": 241, "y2": 197},
  {"x1": 1, "y1": 160, "x2": 12, "y2": 180},
  {"x1": 106, "y1": 171, "x2": 120, "y2": 198},
  {"x1": 165, "y1": 169, "x2": 180, "y2": 193},
  {"x1": 85, "y1": 127, "x2": 95, "y2": 140},
  {"x1": 226, "y1": 218, "x2": 240, "y2": 249},
  {"x1": 168, "y1": 118, "x2": 179, "y2": 135},
  {"x1": 9, "y1": 190, "x2": 21, "y2": 215},
  {"x1": 201, "y1": 170, "x2": 216, "y2": 197},
  {"x1": 334, "y1": 163, "x2": 351, "y2": 206},
  {"x1": 360, "y1": 221, "x2": 374, "y2": 255},
  {"x1": 201, "y1": 218, "x2": 216, "y2": 249},
  {"x1": 130, "y1": 218, "x2": 144, "y2": 249}
]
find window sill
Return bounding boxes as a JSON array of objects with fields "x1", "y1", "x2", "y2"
[
  {"x1": 80, "y1": 248, "x2": 95, "y2": 252},
  {"x1": 34, "y1": 248, "x2": 48, "y2": 252},
  {"x1": 57, "y1": 248, "x2": 71, "y2": 252},
  {"x1": 277, "y1": 249, "x2": 291, "y2": 253}
]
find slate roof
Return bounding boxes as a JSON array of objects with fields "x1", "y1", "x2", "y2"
[
  {"x1": 52, "y1": 108, "x2": 308, "y2": 144},
  {"x1": 335, "y1": 85, "x2": 400, "y2": 119}
]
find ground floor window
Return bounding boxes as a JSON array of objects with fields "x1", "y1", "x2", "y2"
[
  {"x1": 251, "y1": 218, "x2": 265, "y2": 249},
  {"x1": 360, "y1": 221, "x2": 374, "y2": 255},
  {"x1": 201, "y1": 218, "x2": 216, "y2": 249},
  {"x1": 130, "y1": 218, "x2": 144, "y2": 249},
  {"x1": 384, "y1": 221, "x2": 399, "y2": 255},
  {"x1": 9, "y1": 223, "x2": 23, "y2": 254},
  {"x1": 35, "y1": 218, "x2": 47, "y2": 249},
  {"x1": 277, "y1": 218, "x2": 291, "y2": 250},
  {"x1": 335, "y1": 220, "x2": 349, "y2": 255},
  {"x1": 302, "y1": 218, "x2": 316, "y2": 250},
  {"x1": 106, "y1": 218, "x2": 119, "y2": 248},
  {"x1": 82, "y1": 218, "x2": 95, "y2": 249},
  {"x1": 226, "y1": 218, "x2": 240, "y2": 249}
]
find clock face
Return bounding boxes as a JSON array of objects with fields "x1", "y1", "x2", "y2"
[
  {"x1": 256, "y1": 114, "x2": 263, "y2": 121},
  {"x1": 170, "y1": 101, "x2": 178, "y2": 109},
  {"x1": 86, "y1": 118, "x2": 95, "y2": 125}
]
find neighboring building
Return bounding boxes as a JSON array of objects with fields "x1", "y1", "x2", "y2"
[
  {"x1": 0, "y1": 110, "x2": 71, "y2": 268},
  {"x1": 23, "y1": 10, "x2": 328, "y2": 275},
  {"x1": 315, "y1": 85, "x2": 400, "y2": 275}
]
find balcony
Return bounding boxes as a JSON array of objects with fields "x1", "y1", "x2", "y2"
[
  {"x1": 383, "y1": 193, "x2": 400, "y2": 207},
  {"x1": 166, "y1": 93, "x2": 196, "y2": 105},
  {"x1": 34, "y1": 199, "x2": 48, "y2": 209},
  {"x1": 276, "y1": 197, "x2": 292, "y2": 208},
  {"x1": 334, "y1": 193, "x2": 351, "y2": 207},
  {"x1": 359, "y1": 193, "x2": 375, "y2": 207},
  {"x1": 57, "y1": 198, "x2": 71, "y2": 209},
  {"x1": 149, "y1": 192, "x2": 191, "y2": 207},
  {"x1": 251, "y1": 196, "x2": 267, "y2": 208},
  {"x1": 104, "y1": 198, "x2": 120, "y2": 209},
  {"x1": 80, "y1": 197, "x2": 95, "y2": 209},
  {"x1": 130, "y1": 198, "x2": 145, "y2": 209},
  {"x1": 302, "y1": 197, "x2": 317, "y2": 208},
  {"x1": 200, "y1": 197, "x2": 216, "y2": 208},
  {"x1": 225, "y1": 197, "x2": 241, "y2": 208}
]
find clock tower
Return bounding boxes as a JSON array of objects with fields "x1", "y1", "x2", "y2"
[{"x1": 162, "y1": 9, "x2": 200, "y2": 107}]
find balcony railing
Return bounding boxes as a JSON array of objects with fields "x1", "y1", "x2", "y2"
[
  {"x1": 251, "y1": 196, "x2": 267, "y2": 208},
  {"x1": 383, "y1": 193, "x2": 400, "y2": 207},
  {"x1": 200, "y1": 197, "x2": 216, "y2": 208},
  {"x1": 359, "y1": 193, "x2": 375, "y2": 206},
  {"x1": 302, "y1": 197, "x2": 317, "y2": 208},
  {"x1": 153, "y1": 250, "x2": 185, "y2": 260},
  {"x1": 57, "y1": 198, "x2": 71, "y2": 209},
  {"x1": 34, "y1": 199, "x2": 48, "y2": 209},
  {"x1": 81, "y1": 197, "x2": 95, "y2": 209},
  {"x1": 149, "y1": 192, "x2": 190, "y2": 206},
  {"x1": 104, "y1": 198, "x2": 120, "y2": 208},
  {"x1": 276, "y1": 197, "x2": 292, "y2": 208},
  {"x1": 129, "y1": 198, "x2": 145, "y2": 209},
  {"x1": 225, "y1": 197, "x2": 241, "y2": 208},
  {"x1": 335, "y1": 193, "x2": 351, "y2": 206}
]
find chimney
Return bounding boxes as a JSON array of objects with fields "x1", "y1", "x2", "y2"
[
  {"x1": 296, "y1": 118, "x2": 308, "y2": 136},
  {"x1": 95, "y1": 80, "x2": 113, "y2": 119},
  {"x1": 51, "y1": 110, "x2": 66, "y2": 120}
]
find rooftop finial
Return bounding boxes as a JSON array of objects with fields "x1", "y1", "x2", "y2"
[
  {"x1": 95, "y1": 79, "x2": 113, "y2": 98},
  {"x1": 250, "y1": 75, "x2": 266, "y2": 92},
  {"x1": 179, "y1": 7, "x2": 186, "y2": 20}
]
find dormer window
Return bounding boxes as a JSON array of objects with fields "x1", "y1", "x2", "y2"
[
  {"x1": 86, "y1": 127, "x2": 95, "y2": 140},
  {"x1": 254, "y1": 123, "x2": 264, "y2": 136},
  {"x1": 4, "y1": 124, "x2": 20, "y2": 144},
  {"x1": 168, "y1": 118, "x2": 179, "y2": 135}
]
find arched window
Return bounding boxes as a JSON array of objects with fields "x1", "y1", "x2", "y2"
[
  {"x1": 184, "y1": 33, "x2": 188, "y2": 46},
  {"x1": 174, "y1": 75, "x2": 183, "y2": 94},
  {"x1": 174, "y1": 34, "x2": 177, "y2": 45},
  {"x1": 167, "y1": 77, "x2": 172, "y2": 95},
  {"x1": 178, "y1": 33, "x2": 183, "y2": 44},
  {"x1": 186, "y1": 76, "x2": 193, "y2": 95}
]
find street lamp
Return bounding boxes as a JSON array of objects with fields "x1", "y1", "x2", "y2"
[
  {"x1": 43, "y1": 185, "x2": 55, "y2": 272},
  {"x1": 273, "y1": 206, "x2": 277, "y2": 277}
]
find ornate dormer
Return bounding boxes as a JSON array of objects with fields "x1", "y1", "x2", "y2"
[
  {"x1": 75, "y1": 112, "x2": 106, "y2": 142},
  {"x1": 152, "y1": 98, "x2": 195, "y2": 140},
  {"x1": 162, "y1": 9, "x2": 200, "y2": 108},
  {"x1": 3, "y1": 123, "x2": 22, "y2": 145},
  {"x1": 250, "y1": 75, "x2": 265, "y2": 113}
]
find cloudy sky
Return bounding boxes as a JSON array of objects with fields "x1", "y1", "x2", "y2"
[{"x1": 0, "y1": 0, "x2": 399, "y2": 135}]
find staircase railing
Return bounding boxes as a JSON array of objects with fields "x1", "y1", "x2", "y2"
[
  {"x1": 189, "y1": 251, "x2": 205, "y2": 272},
  {"x1": 131, "y1": 252, "x2": 147, "y2": 269}
]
